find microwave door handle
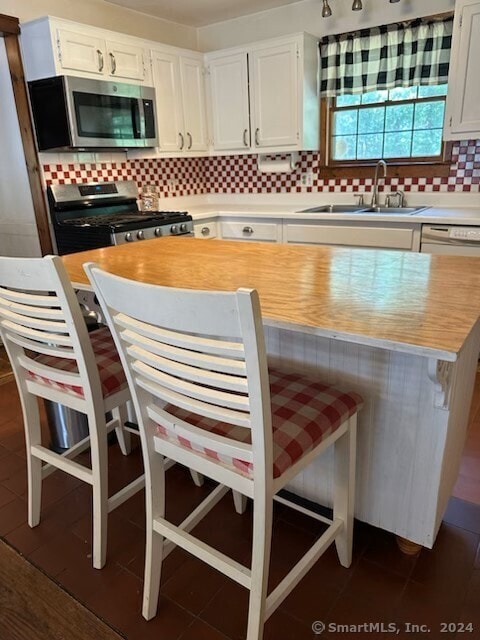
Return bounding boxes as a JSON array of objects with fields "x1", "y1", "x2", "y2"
[{"x1": 133, "y1": 100, "x2": 145, "y2": 139}]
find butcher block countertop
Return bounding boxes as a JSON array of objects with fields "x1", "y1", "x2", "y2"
[{"x1": 62, "y1": 237, "x2": 480, "y2": 361}]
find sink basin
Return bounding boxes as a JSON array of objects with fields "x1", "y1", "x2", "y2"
[
  {"x1": 362, "y1": 206, "x2": 430, "y2": 215},
  {"x1": 296, "y1": 205, "x2": 367, "y2": 213}
]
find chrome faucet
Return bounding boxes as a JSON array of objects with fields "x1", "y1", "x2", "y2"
[{"x1": 371, "y1": 159, "x2": 387, "y2": 207}]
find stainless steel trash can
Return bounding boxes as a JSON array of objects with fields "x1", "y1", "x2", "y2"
[{"x1": 45, "y1": 400, "x2": 89, "y2": 452}]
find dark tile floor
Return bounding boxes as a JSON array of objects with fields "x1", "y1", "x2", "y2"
[{"x1": 0, "y1": 376, "x2": 479, "y2": 640}]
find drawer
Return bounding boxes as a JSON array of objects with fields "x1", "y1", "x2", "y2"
[
  {"x1": 194, "y1": 221, "x2": 218, "y2": 239},
  {"x1": 220, "y1": 219, "x2": 281, "y2": 242}
]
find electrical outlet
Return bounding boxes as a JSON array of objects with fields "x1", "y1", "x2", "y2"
[
  {"x1": 167, "y1": 179, "x2": 178, "y2": 193},
  {"x1": 300, "y1": 172, "x2": 314, "y2": 187}
]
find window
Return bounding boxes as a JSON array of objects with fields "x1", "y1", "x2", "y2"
[{"x1": 330, "y1": 84, "x2": 448, "y2": 163}]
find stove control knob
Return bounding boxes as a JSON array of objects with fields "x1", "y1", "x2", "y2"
[
  {"x1": 171, "y1": 225, "x2": 178, "y2": 235},
  {"x1": 137, "y1": 230, "x2": 144, "y2": 240},
  {"x1": 180, "y1": 223, "x2": 187, "y2": 232},
  {"x1": 154, "y1": 227, "x2": 162, "y2": 237},
  {"x1": 125, "y1": 232, "x2": 133, "y2": 242}
]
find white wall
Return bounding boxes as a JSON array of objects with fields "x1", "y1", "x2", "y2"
[
  {"x1": 198, "y1": 0, "x2": 456, "y2": 51},
  {"x1": 0, "y1": 39, "x2": 41, "y2": 257},
  {"x1": 0, "y1": 0, "x2": 198, "y2": 49}
]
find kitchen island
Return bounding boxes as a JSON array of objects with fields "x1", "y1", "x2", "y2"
[{"x1": 62, "y1": 237, "x2": 480, "y2": 549}]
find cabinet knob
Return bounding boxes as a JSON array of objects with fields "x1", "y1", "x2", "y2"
[
  {"x1": 97, "y1": 49, "x2": 104, "y2": 72},
  {"x1": 187, "y1": 132, "x2": 193, "y2": 150},
  {"x1": 243, "y1": 226, "x2": 254, "y2": 235},
  {"x1": 201, "y1": 226, "x2": 210, "y2": 236},
  {"x1": 179, "y1": 133, "x2": 184, "y2": 150},
  {"x1": 243, "y1": 129, "x2": 249, "y2": 147},
  {"x1": 109, "y1": 52, "x2": 116, "y2": 74},
  {"x1": 255, "y1": 128, "x2": 260, "y2": 146}
]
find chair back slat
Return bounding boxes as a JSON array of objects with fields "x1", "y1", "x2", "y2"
[
  {"x1": 127, "y1": 344, "x2": 248, "y2": 394},
  {"x1": 18, "y1": 354, "x2": 83, "y2": 388},
  {"x1": 1, "y1": 319, "x2": 73, "y2": 347},
  {"x1": 5, "y1": 331, "x2": 77, "y2": 360},
  {"x1": 0, "y1": 306, "x2": 70, "y2": 336},
  {"x1": 147, "y1": 404, "x2": 253, "y2": 463},
  {"x1": 0, "y1": 295, "x2": 64, "y2": 320},
  {"x1": 138, "y1": 375, "x2": 252, "y2": 429},
  {"x1": 121, "y1": 329, "x2": 247, "y2": 376},
  {"x1": 116, "y1": 314, "x2": 245, "y2": 358},
  {"x1": 0, "y1": 287, "x2": 61, "y2": 307}
]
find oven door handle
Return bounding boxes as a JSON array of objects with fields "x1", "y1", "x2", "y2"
[{"x1": 133, "y1": 100, "x2": 146, "y2": 140}]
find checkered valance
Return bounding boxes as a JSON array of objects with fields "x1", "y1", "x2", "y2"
[{"x1": 320, "y1": 17, "x2": 453, "y2": 97}]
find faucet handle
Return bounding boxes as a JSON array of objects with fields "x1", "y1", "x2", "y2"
[
  {"x1": 353, "y1": 193, "x2": 364, "y2": 206},
  {"x1": 386, "y1": 190, "x2": 405, "y2": 208}
]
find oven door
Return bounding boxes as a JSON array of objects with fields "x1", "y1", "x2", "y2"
[{"x1": 65, "y1": 76, "x2": 157, "y2": 148}]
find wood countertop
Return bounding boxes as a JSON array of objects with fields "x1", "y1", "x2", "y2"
[{"x1": 61, "y1": 237, "x2": 480, "y2": 361}]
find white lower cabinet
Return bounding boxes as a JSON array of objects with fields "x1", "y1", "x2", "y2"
[
  {"x1": 194, "y1": 220, "x2": 218, "y2": 239},
  {"x1": 220, "y1": 219, "x2": 282, "y2": 242},
  {"x1": 284, "y1": 222, "x2": 421, "y2": 251}
]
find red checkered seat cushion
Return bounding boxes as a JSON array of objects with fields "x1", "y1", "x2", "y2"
[
  {"x1": 27, "y1": 326, "x2": 127, "y2": 398},
  {"x1": 155, "y1": 368, "x2": 363, "y2": 479}
]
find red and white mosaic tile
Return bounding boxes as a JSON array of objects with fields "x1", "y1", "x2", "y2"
[{"x1": 41, "y1": 139, "x2": 480, "y2": 195}]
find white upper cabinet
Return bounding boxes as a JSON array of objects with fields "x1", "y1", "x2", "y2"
[
  {"x1": 444, "y1": 1, "x2": 480, "y2": 139},
  {"x1": 21, "y1": 17, "x2": 150, "y2": 84},
  {"x1": 206, "y1": 52, "x2": 250, "y2": 151},
  {"x1": 151, "y1": 48, "x2": 207, "y2": 154},
  {"x1": 205, "y1": 34, "x2": 320, "y2": 154},
  {"x1": 250, "y1": 41, "x2": 299, "y2": 150}
]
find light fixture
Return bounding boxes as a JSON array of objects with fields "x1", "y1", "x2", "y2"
[
  {"x1": 322, "y1": 0, "x2": 332, "y2": 18},
  {"x1": 352, "y1": 0, "x2": 363, "y2": 10}
]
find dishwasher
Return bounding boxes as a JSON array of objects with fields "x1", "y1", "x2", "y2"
[{"x1": 421, "y1": 225, "x2": 480, "y2": 256}]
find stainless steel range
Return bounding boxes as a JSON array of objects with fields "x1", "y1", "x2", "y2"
[{"x1": 47, "y1": 180, "x2": 193, "y2": 255}]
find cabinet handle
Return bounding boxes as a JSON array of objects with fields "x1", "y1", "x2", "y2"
[
  {"x1": 179, "y1": 133, "x2": 184, "y2": 150},
  {"x1": 255, "y1": 128, "x2": 260, "y2": 146},
  {"x1": 243, "y1": 226, "x2": 254, "y2": 235},
  {"x1": 243, "y1": 128, "x2": 249, "y2": 147},
  {"x1": 109, "y1": 52, "x2": 116, "y2": 74},
  {"x1": 187, "y1": 132, "x2": 193, "y2": 150},
  {"x1": 201, "y1": 227, "x2": 210, "y2": 236},
  {"x1": 97, "y1": 49, "x2": 104, "y2": 72}
]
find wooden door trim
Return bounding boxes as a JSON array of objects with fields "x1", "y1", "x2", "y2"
[{"x1": 1, "y1": 14, "x2": 53, "y2": 254}]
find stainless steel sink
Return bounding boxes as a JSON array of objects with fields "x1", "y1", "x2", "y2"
[
  {"x1": 362, "y1": 206, "x2": 430, "y2": 215},
  {"x1": 296, "y1": 205, "x2": 367, "y2": 213}
]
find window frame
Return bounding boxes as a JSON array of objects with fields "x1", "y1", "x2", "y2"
[{"x1": 319, "y1": 97, "x2": 453, "y2": 180}]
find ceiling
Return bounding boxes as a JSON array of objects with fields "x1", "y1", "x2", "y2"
[{"x1": 104, "y1": 0, "x2": 303, "y2": 27}]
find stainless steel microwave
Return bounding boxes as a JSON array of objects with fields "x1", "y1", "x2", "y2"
[{"x1": 28, "y1": 75, "x2": 158, "y2": 151}]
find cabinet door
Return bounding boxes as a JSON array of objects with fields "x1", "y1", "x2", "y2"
[
  {"x1": 180, "y1": 56, "x2": 208, "y2": 152},
  {"x1": 445, "y1": 2, "x2": 480, "y2": 138},
  {"x1": 208, "y1": 53, "x2": 250, "y2": 151},
  {"x1": 106, "y1": 40, "x2": 145, "y2": 81},
  {"x1": 249, "y1": 42, "x2": 299, "y2": 149},
  {"x1": 57, "y1": 29, "x2": 105, "y2": 75},
  {"x1": 151, "y1": 50, "x2": 184, "y2": 153}
]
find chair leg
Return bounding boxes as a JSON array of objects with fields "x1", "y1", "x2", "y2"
[
  {"x1": 333, "y1": 416, "x2": 357, "y2": 568},
  {"x1": 23, "y1": 395, "x2": 42, "y2": 527},
  {"x1": 113, "y1": 404, "x2": 131, "y2": 456},
  {"x1": 142, "y1": 458, "x2": 166, "y2": 620},
  {"x1": 189, "y1": 469, "x2": 204, "y2": 487},
  {"x1": 233, "y1": 490, "x2": 248, "y2": 515},
  {"x1": 246, "y1": 491, "x2": 273, "y2": 640},
  {"x1": 89, "y1": 411, "x2": 109, "y2": 570}
]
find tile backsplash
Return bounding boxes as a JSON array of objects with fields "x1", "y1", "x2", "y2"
[{"x1": 42, "y1": 140, "x2": 480, "y2": 196}]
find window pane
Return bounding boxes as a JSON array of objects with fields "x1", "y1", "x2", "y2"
[
  {"x1": 385, "y1": 104, "x2": 414, "y2": 132},
  {"x1": 333, "y1": 109, "x2": 358, "y2": 135},
  {"x1": 357, "y1": 133, "x2": 384, "y2": 159},
  {"x1": 358, "y1": 107, "x2": 385, "y2": 133},
  {"x1": 412, "y1": 129, "x2": 443, "y2": 156},
  {"x1": 336, "y1": 94, "x2": 361, "y2": 107},
  {"x1": 418, "y1": 84, "x2": 448, "y2": 98},
  {"x1": 389, "y1": 86, "x2": 418, "y2": 101},
  {"x1": 414, "y1": 101, "x2": 445, "y2": 130},
  {"x1": 361, "y1": 90, "x2": 388, "y2": 105},
  {"x1": 332, "y1": 135, "x2": 357, "y2": 160},
  {"x1": 384, "y1": 131, "x2": 412, "y2": 158}
]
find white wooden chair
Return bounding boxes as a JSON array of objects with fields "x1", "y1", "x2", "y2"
[
  {"x1": 86, "y1": 262, "x2": 362, "y2": 640},
  {"x1": 0, "y1": 255, "x2": 145, "y2": 569}
]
